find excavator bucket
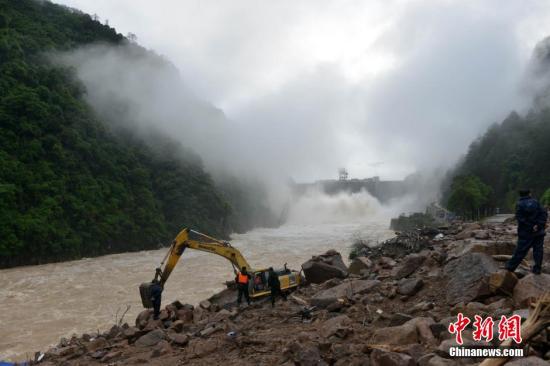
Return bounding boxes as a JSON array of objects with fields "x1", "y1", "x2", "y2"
[{"x1": 139, "y1": 282, "x2": 154, "y2": 308}]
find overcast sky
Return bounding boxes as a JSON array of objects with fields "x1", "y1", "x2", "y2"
[{"x1": 55, "y1": 0, "x2": 550, "y2": 181}]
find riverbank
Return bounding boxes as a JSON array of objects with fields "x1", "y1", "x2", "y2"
[
  {"x1": 28, "y1": 220, "x2": 550, "y2": 365},
  {"x1": 0, "y1": 222, "x2": 392, "y2": 362}
]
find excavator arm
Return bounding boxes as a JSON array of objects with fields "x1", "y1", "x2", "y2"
[
  {"x1": 155, "y1": 228, "x2": 251, "y2": 286},
  {"x1": 139, "y1": 228, "x2": 302, "y2": 308}
]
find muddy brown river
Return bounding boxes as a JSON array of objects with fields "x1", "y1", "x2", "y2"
[{"x1": 0, "y1": 191, "x2": 394, "y2": 362}]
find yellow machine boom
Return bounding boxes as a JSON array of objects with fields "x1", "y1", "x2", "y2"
[
  {"x1": 139, "y1": 228, "x2": 301, "y2": 308},
  {"x1": 157, "y1": 228, "x2": 250, "y2": 286}
]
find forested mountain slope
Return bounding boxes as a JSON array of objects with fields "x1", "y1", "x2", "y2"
[
  {"x1": 443, "y1": 37, "x2": 550, "y2": 216},
  {"x1": 0, "y1": 0, "x2": 231, "y2": 267}
]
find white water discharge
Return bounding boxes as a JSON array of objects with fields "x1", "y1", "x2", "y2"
[{"x1": 0, "y1": 190, "x2": 394, "y2": 362}]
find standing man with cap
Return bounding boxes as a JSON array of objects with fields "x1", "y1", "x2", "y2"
[
  {"x1": 506, "y1": 189, "x2": 548, "y2": 275},
  {"x1": 268, "y1": 267, "x2": 286, "y2": 307}
]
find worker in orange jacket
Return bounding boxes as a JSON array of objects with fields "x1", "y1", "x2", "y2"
[{"x1": 236, "y1": 266, "x2": 251, "y2": 305}]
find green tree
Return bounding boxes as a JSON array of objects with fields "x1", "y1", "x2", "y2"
[
  {"x1": 447, "y1": 175, "x2": 492, "y2": 220},
  {"x1": 0, "y1": 0, "x2": 232, "y2": 267}
]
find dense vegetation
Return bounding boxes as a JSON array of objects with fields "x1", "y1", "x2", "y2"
[
  {"x1": 0, "y1": 0, "x2": 233, "y2": 267},
  {"x1": 389, "y1": 212, "x2": 437, "y2": 232},
  {"x1": 444, "y1": 110, "x2": 550, "y2": 216},
  {"x1": 443, "y1": 35, "x2": 550, "y2": 217},
  {"x1": 446, "y1": 175, "x2": 493, "y2": 219}
]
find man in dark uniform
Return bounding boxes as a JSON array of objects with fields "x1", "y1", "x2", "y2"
[
  {"x1": 268, "y1": 267, "x2": 286, "y2": 307},
  {"x1": 236, "y1": 266, "x2": 251, "y2": 305},
  {"x1": 150, "y1": 279, "x2": 163, "y2": 320},
  {"x1": 506, "y1": 189, "x2": 548, "y2": 275}
]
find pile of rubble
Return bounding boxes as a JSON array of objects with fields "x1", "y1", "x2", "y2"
[{"x1": 33, "y1": 221, "x2": 550, "y2": 365}]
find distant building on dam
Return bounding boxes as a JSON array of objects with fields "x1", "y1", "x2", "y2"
[{"x1": 292, "y1": 175, "x2": 408, "y2": 204}]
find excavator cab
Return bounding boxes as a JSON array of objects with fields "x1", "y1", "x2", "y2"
[{"x1": 249, "y1": 265, "x2": 301, "y2": 298}]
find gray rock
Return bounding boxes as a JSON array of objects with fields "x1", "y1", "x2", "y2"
[
  {"x1": 371, "y1": 320, "x2": 418, "y2": 345},
  {"x1": 426, "y1": 355, "x2": 457, "y2": 366},
  {"x1": 86, "y1": 337, "x2": 109, "y2": 352},
  {"x1": 392, "y1": 253, "x2": 427, "y2": 279},
  {"x1": 199, "y1": 300, "x2": 212, "y2": 310},
  {"x1": 513, "y1": 273, "x2": 550, "y2": 307},
  {"x1": 122, "y1": 326, "x2": 140, "y2": 340},
  {"x1": 151, "y1": 340, "x2": 172, "y2": 357},
  {"x1": 429, "y1": 323, "x2": 448, "y2": 340},
  {"x1": 90, "y1": 350, "x2": 107, "y2": 359},
  {"x1": 505, "y1": 356, "x2": 549, "y2": 365},
  {"x1": 397, "y1": 278, "x2": 424, "y2": 296},
  {"x1": 378, "y1": 256, "x2": 397, "y2": 268},
  {"x1": 473, "y1": 230, "x2": 490, "y2": 240},
  {"x1": 101, "y1": 350, "x2": 122, "y2": 362},
  {"x1": 135, "y1": 329, "x2": 165, "y2": 347},
  {"x1": 443, "y1": 252, "x2": 499, "y2": 305},
  {"x1": 302, "y1": 250, "x2": 348, "y2": 284},
  {"x1": 200, "y1": 325, "x2": 221, "y2": 337},
  {"x1": 49, "y1": 345, "x2": 78, "y2": 357},
  {"x1": 135, "y1": 309, "x2": 152, "y2": 329},
  {"x1": 284, "y1": 341, "x2": 327, "y2": 366},
  {"x1": 348, "y1": 256, "x2": 373, "y2": 275},
  {"x1": 389, "y1": 313, "x2": 413, "y2": 326},
  {"x1": 370, "y1": 349, "x2": 415, "y2": 366},
  {"x1": 417, "y1": 353, "x2": 436, "y2": 366},
  {"x1": 176, "y1": 308, "x2": 194, "y2": 323},
  {"x1": 169, "y1": 320, "x2": 185, "y2": 333},
  {"x1": 512, "y1": 308, "x2": 530, "y2": 320},
  {"x1": 319, "y1": 315, "x2": 352, "y2": 338},
  {"x1": 311, "y1": 280, "x2": 380, "y2": 308},
  {"x1": 168, "y1": 333, "x2": 189, "y2": 346}
]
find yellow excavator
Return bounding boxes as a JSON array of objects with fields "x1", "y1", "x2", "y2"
[{"x1": 139, "y1": 228, "x2": 302, "y2": 308}]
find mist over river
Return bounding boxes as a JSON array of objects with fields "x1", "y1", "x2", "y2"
[{"x1": 0, "y1": 191, "x2": 395, "y2": 361}]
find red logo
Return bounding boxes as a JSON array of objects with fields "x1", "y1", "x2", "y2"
[
  {"x1": 498, "y1": 315, "x2": 522, "y2": 344},
  {"x1": 472, "y1": 315, "x2": 494, "y2": 342},
  {"x1": 448, "y1": 314, "x2": 522, "y2": 345},
  {"x1": 448, "y1": 313, "x2": 470, "y2": 345}
]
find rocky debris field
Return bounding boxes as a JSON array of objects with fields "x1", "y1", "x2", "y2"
[{"x1": 32, "y1": 221, "x2": 550, "y2": 365}]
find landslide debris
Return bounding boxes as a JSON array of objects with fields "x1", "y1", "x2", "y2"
[{"x1": 32, "y1": 221, "x2": 550, "y2": 365}]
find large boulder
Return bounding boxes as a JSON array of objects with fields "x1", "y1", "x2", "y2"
[
  {"x1": 443, "y1": 252, "x2": 499, "y2": 305},
  {"x1": 513, "y1": 274, "x2": 550, "y2": 306},
  {"x1": 311, "y1": 280, "x2": 380, "y2": 308},
  {"x1": 392, "y1": 253, "x2": 427, "y2": 279},
  {"x1": 348, "y1": 256, "x2": 373, "y2": 275},
  {"x1": 302, "y1": 249, "x2": 348, "y2": 284}
]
